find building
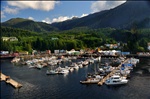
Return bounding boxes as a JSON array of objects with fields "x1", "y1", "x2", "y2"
[
  {"x1": 9, "y1": 37, "x2": 18, "y2": 41},
  {"x1": 98, "y1": 50, "x2": 121, "y2": 56},
  {"x1": 51, "y1": 37, "x2": 58, "y2": 40},
  {"x1": 2, "y1": 37, "x2": 18, "y2": 41},
  {"x1": 0, "y1": 51, "x2": 9, "y2": 55},
  {"x1": 19, "y1": 51, "x2": 28, "y2": 55},
  {"x1": 2, "y1": 37, "x2": 9, "y2": 41},
  {"x1": 105, "y1": 44, "x2": 119, "y2": 49},
  {"x1": 54, "y1": 50, "x2": 59, "y2": 54},
  {"x1": 66, "y1": 49, "x2": 80, "y2": 55}
]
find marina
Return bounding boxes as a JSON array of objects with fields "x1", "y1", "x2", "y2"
[
  {"x1": 9, "y1": 55, "x2": 140, "y2": 87},
  {"x1": 1, "y1": 57, "x2": 150, "y2": 99},
  {"x1": 1, "y1": 1, "x2": 150, "y2": 99},
  {"x1": 98, "y1": 59, "x2": 129, "y2": 85}
]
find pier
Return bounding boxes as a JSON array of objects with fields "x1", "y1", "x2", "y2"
[
  {"x1": 0, "y1": 72, "x2": 22, "y2": 88},
  {"x1": 98, "y1": 59, "x2": 129, "y2": 85}
]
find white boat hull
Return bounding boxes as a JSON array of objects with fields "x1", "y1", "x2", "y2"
[
  {"x1": 80, "y1": 79, "x2": 100, "y2": 84},
  {"x1": 46, "y1": 70, "x2": 58, "y2": 75},
  {"x1": 105, "y1": 80, "x2": 128, "y2": 85}
]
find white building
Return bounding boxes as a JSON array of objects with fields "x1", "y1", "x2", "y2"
[
  {"x1": 2, "y1": 37, "x2": 18, "y2": 41},
  {"x1": 98, "y1": 50, "x2": 121, "y2": 55}
]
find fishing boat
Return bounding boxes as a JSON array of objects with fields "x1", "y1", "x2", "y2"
[
  {"x1": 70, "y1": 63, "x2": 79, "y2": 70},
  {"x1": 46, "y1": 66, "x2": 58, "y2": 75},
  {"x1": 128, "y1": 58, "x2": 140, "y2": 67},
  {"x1": 80, "y1": 74, "x2": 103, "y2": 84},
  {"x1": 80, "y1": 58, "x2": 104, "y2": 84},
  {"x1": 105, "y1": 75, "x2": 128, "y2": 85},
  {"x1": 82, "y1": 61, "x2": 89, "y2": 66},
  {"x1": 36, "y1": 64, "x2": 43, "y2": 69},
  {"x1": 69, "y1": 67, "x2": 74, "y2": 72},
  {"x1": 59, "y1": 69, "x2": 69, "y2": 74},
  {"x1": 46, "y1": 69, "x2": 58, "y2": 75},
  {"x1": 78, "y1": 64, "x2": 83, "y2": 68}
]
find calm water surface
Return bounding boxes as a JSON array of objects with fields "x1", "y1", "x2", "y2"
[{"x1": 1, "y1": 58, "x2": 150, "y2": 99}]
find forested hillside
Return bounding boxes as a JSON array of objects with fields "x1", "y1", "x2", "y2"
[
  {"x1": 2, "y1": 1, "x2": 150, "y2": 32},
  {"x1": 51, "y1": 1, "x2": 150, "y2": 30},
  {"x1": 2, "y1": 18, "x2": 58, "y2": 33},
  {"x1": 1, "y1": 26, "x2": 150, "y2": 53}
]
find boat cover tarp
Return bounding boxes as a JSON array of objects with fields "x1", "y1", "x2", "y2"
[{"x1": 122, "y1": 63, "x2": 132, "y2": 67}]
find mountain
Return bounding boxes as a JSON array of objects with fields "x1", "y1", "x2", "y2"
[
  {"x1": 51, "y1": 1, "x2": 150, "y2": 30},
  {"x1": 2, "y1": 1, "x2": 150, "y2": 32},
  {"x1": 1, "y1": 18, "x2": 58, "y2": 33}
]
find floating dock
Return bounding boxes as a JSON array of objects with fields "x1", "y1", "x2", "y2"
[
  {"x1": 0, "y1": 72, "x2": 22, "y2": 88},
  {"x1": 98, "y1": 59, "x2": 129, "y2": 85}
]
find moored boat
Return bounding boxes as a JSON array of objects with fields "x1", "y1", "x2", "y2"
[
  {"x1": 46, "y1": 70, "x2": 58, "y2": 75},
  {"x1": 105, "y1": 75, "x2": 128, "y2": 85},
  {"x1": 59, "y1": 69, "x2": 69, "y2": 74},
  {"x1": 80, "y1": 74, "x2": 103, "y2": 84}
]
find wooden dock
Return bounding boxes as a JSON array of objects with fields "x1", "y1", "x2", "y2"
[
  {"x1": 0, "y1": 72, "x2": 22, "y2": 88},
  {"x1": 98, "y1": 59, "x2": 129, "y2": 85}
]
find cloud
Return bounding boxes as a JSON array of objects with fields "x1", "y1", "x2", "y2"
[
  {"x1": 42, "y1": 16, "x2": 71, "y2": 24},
  {"x1": 7, "y1": 1, "x2": 58, "y2": 11},
  {"x1": 42, "y1": 14, "x2": 89, "y2": 24},
  {"x1": 80, "y1": 13, "x2": 88, "y2": 18},
  {"x1": 42, "y1": 17, "x2": 51, "y2": 24},
  {"x1": 1, "y1": 11, "x2": 6, "y2": 18},
  {"x1": 52, "y1": 16, "x2": 71, "y2": 23},
  {"x1": 91, "y1": 1, "x2": 126, "y2": 13},
  {"x1": 28, "y1": 16, "x2": 34, "y2": 20},
  {"x1": 3, "y1": 6, "x2": 20, "y2": 14},
  {"x1": 42, "y1": 16, "x2": 77, "y2": 24}
]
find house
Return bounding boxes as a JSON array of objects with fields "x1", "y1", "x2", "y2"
[
  {"x1": 2, "y1": 37, "x2": 18, "y2": 41},
  {"x1": 54, "y1": 50, "x2": 59, "y2": 54},
  {"x1": 105, "y1": 44, "x2": 118, "y2": 49},
  {"x1": 9, "y1": 37, "x2": 18, "y2": 41},
  {"x1": 19, "y1": 51, "x2": 28, "y2": 55},
  {"x1": 66, "y1": 49, "x2": 80, "y2": 55},
  {"x1": 98, "y1": 50, "x2": 121, "y2": 56},
  {"x1": 2, "y1": 37, "x2": 9, "y2": 41},
  {"x1": 0, "y1": 51, "x2": 9, "y2": 55},
  {"x1": 113, "y1": 44, "x2": 118, "y2": 49},
  {"x1": 51, "y1": 37, "x2": 58, "y2": 40}
]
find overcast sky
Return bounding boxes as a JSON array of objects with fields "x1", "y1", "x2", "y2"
[{"x1": 1, "y1": 1, "x2": 126, "y2": 24}]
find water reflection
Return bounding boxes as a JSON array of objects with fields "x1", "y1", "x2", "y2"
[
  {"x1": 1, "y1": 58, "x2": 150, "y2": 99},
  {"x1": 106, "y1": 84, "x2": 127, "y2": 90}
]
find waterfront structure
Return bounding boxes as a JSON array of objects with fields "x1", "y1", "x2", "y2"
[
  {"x1": 2, "y1": 37, "x2": 18, "y2": 41},
  {"x1": 104, "y1": 44, "x2": 119, "y2": 49},
  {"x1": 19, "y1": 51, "x2": 28, "y2": 55},
  {"x1": 98, "y1": 50, "x2": 121, "y2": 56},
  {"x1": 98, "y1": 59, "x2": 129, "y2": 85},
  {"x1": 66, "y1": 49, "x2": 80, "y2": 55},
  {"x1": 0, "y1": 72, "x2": 22, "y2": 88}
]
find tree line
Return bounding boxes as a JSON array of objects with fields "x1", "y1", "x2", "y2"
[{"x1": 1, "y1": 26, "x2": 150, "y2": 53}]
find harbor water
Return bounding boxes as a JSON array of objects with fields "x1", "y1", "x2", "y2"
[{"x1": 1, "y1": 58, "x2": 150, "y2": 99}]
